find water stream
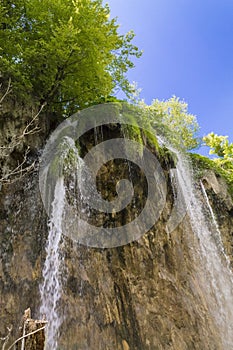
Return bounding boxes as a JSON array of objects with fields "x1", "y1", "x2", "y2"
[
  {"x1": 39, "y1": 177, "x2": 66, "y2": 350},
  {"x1": 200, "y1": 180, "x2": 231, "y2": 266}
]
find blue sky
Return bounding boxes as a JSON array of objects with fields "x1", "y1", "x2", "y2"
[{"x1": 106, "y1": 0, "x2": 233, "y2": 151}]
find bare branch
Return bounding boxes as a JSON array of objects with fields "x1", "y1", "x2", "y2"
[
  {"x1": 0, "y1": 147, "x2": 37, "y2": 183},
  {"x1": 0, "y1": 101, "x2": 46, "y2": 184},
  {"x1": 0, "y1": 78, "x2": 12, "y2": 105},
  {"x1": 21, "y1": 103, "x2": 45, "y2": 137},
  {"x1": 0, "y1": 325, "x2": 12, "y2": 350},
  {"x1": 6, "y1": 323, "x2": 47, "y2": 350}
]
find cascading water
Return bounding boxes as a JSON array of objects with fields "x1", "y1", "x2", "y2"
[
  {"x1": 39, "y1": 177, "x2": 66, "y2": 349},
  {"x1": 166, "y1": 146, "x2": 233, "y2": 349}
]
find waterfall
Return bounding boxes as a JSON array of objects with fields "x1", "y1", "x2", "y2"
[
  {"x1": 39, "y1": 176, "x2": 66, "y2": 350},
  {"x1": 169, "y1": 148, "x2": 233, "y2": 349},
  {"x1": 39, "y1": 140, "x2": 89, "y2": 349},
  {"x1": 200, "y1": 180, "x2": 232, "y2": 269},
  {"x1": 38, "y1": 124, "x2": 233, "y2": 348}
]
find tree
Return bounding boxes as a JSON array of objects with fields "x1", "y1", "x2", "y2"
[
  {"x1": 138, "y1": 96, "x2": 200, "y2": 150},
  {"x1": 203, "y1": 133, "x2": 233, "y2": 175},
  {"x1": 0, "y1": 0, "x2": 141, "y2": 116},
  {"x1": 203, "y1": 133, "x2": 233, "y2": 160}
]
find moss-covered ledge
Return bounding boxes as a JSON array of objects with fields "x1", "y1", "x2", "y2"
[{"x1": 189, "y1": 153, "x2": 233, "y2": 200}]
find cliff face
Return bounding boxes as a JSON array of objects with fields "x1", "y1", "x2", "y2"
[
  {"x1": 201, "y1": 170, "x2": 233, "y2": 266},
  {"x1": 0, "y1": 129, "x2": 233, "y2": 349},
  {"x1": 0, "y1": 167, "x2": 232, "y2": 350}
]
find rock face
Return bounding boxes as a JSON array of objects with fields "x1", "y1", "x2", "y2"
[
  {"x1": 0, "y1": 129, "x2": 233, "y2": 349},
  {"x1": 201, "y1": 170, "x2": 233, "y2": 266}
]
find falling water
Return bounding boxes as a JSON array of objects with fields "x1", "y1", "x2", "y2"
[
  {"x1": 200, "y1": 180, "x2": 232, "y2": 269},
  {"x1": 39, "y1": 139, "x2": 91, "y2": 349},
  {"x1": 40, "y1": 176, "x2": 66, "y2": 350},
  {"x1": 168, "y1": 148, "x2": 233, "y2": 349}
]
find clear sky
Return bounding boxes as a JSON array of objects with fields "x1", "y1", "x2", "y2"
[{"x1": 106, "y1": 0, "x2": 233, "y2": 151}]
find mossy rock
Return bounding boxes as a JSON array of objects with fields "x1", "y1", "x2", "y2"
[{"x1": 189, "y1": 153, "x2": 233, "y2": 199}]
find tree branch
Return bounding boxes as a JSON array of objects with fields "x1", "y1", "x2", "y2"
[
  {"x1": 0, "y1": 78, "x2": 12, "y2": 105},
  {"x1": 0, "y1": 84, "x2": 46, "y2": 183},
  {"x1": 6, "y1": 323, "x2": 47, "y2": 350},
  {"x1": 0, "y1": 326, "x2": 12, "y2": 350}
]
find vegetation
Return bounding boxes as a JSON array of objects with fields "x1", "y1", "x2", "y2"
[
  {"x1": 133, "y1": 96, "x2": 200, "y2": 150},
  {"x1": 199, "y1": 132, "x2": 233, "y2": 191},
  {"x1": 0, "y1": 0, "x2": 141, "y2": 115},
  {"x1": 203, "y1": 133, "x2": 233, "y2": 165},
  {"x1": 0, "y1": 0, "x2": 141, "y2": 182},
  {"x1": 0, "y1": 0, "x2": 231, "y2": 190},
  {"x1": 190, "y1": 153, "x2": 233, "y2": 198}
]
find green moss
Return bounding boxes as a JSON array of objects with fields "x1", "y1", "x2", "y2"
[
  {"x1": 63, "y1": 148, "x2": 77, "y2": 169},
  {"x1": 119, "y1": 103, "x2": 159, "y2": 154},
  {"x1": 47, "y1": 140, "x2": 79, "y2": 181},
  {"x1": 121, "y1": 109, "x2": 143, "y2": 144},
  {"x1": 49, "y1": 154, "x2": 63, "y2": 178},
  {"x1": 142, "y1": 129, "x2": 159, "y2": 151},
  {"x1": 189, "y1": 153, "x2": 233, "y2": 198},
  {"x1": 159, "y1": 146, "x2": 178, "y2": 168}
]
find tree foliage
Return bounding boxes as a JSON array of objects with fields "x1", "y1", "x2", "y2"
[
  {"x1": 203, "y1": 132, "x2": 233, "y2": 176},
  {"x1": 0, "y1": 0, "x2": 141, "y2": 115},
  {"x1": 203, "y1": 133, "x2": 233, "y2": 160},
  {"x1": 138, "y1": 96, "x2": 200, "y2": 150}
]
